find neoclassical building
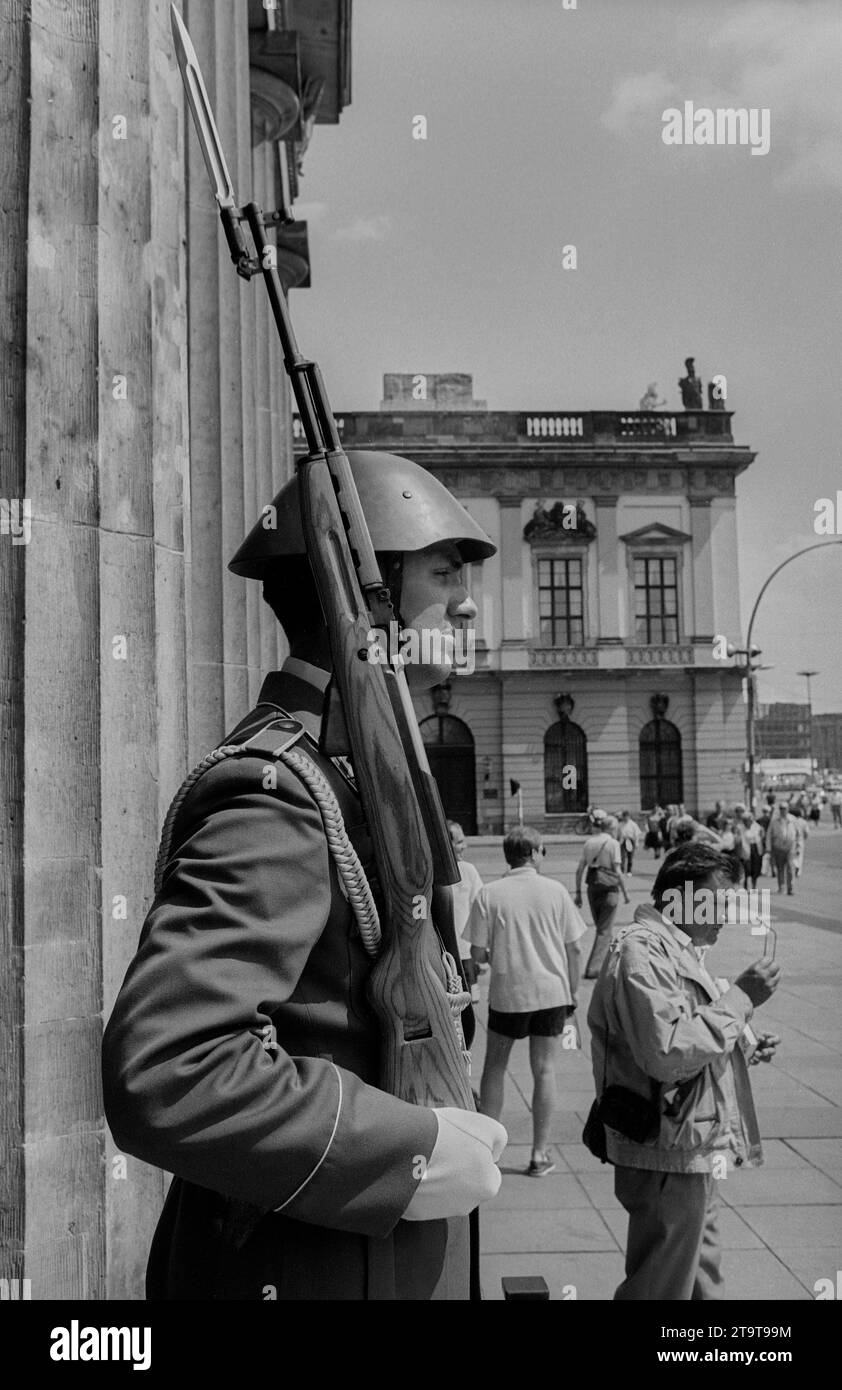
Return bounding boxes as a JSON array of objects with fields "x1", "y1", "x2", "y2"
[{"x1": 317, "y1": 373, "x2": 755, "y2": 831}]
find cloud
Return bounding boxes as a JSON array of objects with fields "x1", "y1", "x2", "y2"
[
  {"x1": 600, "y1": 71, "x2": 678, "y2": 135},
  {"x1": 600, "y1": 1, "x2": 842, "y2": 190},
  {"x1": 713, "y1": 1, "x2": 842, "y2": 189},
  {"x1": 331, "y1": 214, "x2": 392, "y2": 243},
  {"x1": 292, "y1": 200, "x2": 330, "y2": 226}
]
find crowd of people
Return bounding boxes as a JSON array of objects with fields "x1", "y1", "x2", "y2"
[
  {"x1": 633, "y1": 790, "x2": 827, "y2": 895},
  {"x1": 451, "y1": 821, "x2": 782, "y2": 1301}
]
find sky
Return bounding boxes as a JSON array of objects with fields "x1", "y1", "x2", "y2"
[{"x1": 290, "y1": 0, "x2": 842, "y2": 713}]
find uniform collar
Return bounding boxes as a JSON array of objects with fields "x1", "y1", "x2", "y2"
[
  {"x1": 281, "y1": 656, "x2": 331, "y2": 692},
  {"x1": 257, "y1": 666, "x2": 327, "y2": 742}
]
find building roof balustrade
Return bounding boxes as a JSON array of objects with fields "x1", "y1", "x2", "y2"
[{"x1": 294, "y1": 409, "x2": 735, "y2": 447}]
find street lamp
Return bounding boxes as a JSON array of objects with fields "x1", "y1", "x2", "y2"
[
  {"x1": 797, "y1": 670, "x2": 819, "y2": 779},
  {"x1": 735, "y1": 540, "x2": 842, "y2": 808},
  {"x1": 727, "y1": 643, "x2": 763, "y2": 806}
]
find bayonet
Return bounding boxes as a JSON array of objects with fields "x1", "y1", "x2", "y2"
[{"x1": 171, "y1": 6, "x2": 236, "y2": 209}]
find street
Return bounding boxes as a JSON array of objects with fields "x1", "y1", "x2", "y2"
[{"x1": 465, "y1": 824, "x2": 842, "y2": 1300}]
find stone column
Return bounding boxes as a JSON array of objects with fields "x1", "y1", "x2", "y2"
[
  {"x1": 0, "y1": 0, "x2": 192, "y2": 1299},
  {"x1": 499, "y1": 497, "x2": 524, "y2": 648},
  {"x1": 184, "y1": 0, "x2": 256, "y2": 758},
  {"x1": 690, "y1": 499, "x2": 715, "y2": 642},
  {"x1": 0, "y1": 0, "x2": 30, "y2": 1301},
  {"x1": 594, "y1": 495, "x2": 622, "y2": 643}
]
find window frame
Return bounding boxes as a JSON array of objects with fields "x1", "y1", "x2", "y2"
[
  {"x1": 628, "y1": 548, "x2": 683, "y2": 646},
  {"x1": 532, "y1": 548, "x2": 589, "y2": 648}
]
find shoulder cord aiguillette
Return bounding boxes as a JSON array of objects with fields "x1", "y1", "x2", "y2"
[
  {"x1": 153, "y1": 732, "x2": 471, "y2": 1035},
  {"x1": 153, "y1": 739, "x2": 382, "y2": 957}
]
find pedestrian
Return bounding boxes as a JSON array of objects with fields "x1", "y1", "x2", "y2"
[
  {"x1": 468, "y1": 826, "x2": 587, "y2": 1177},
  {"x1": 101, "y1": 451, "x2": 507, "y2": 1301},
  {"x1": 673, "y1": 814, "x2": 722, "y2": 848},
  {"x1": 791, "y1": 810, "x2": 809, "y2": 880},
  {"x1": 575, "y1": 810, "x2": 630, "y2": 980},
  {"x1": 665, "y1": 804, "x2": 681, "y2": 846},
  {"x1": 618, "y1": 810, "x2": 640, "y2": 874},
  {"x1": 448, "y1": 820, "x2": 484, "y2": 1004},
  {"x1": 586, "y1": 842, "x2": 782, "y2": 1300},
  {"x1": 765, "y1": 801, "x2": 798, "y2": 895},
  {"x1": 705, "y1": 800, "x2": 725, "y2": 831},
  {"x1": 830, "y1": 788, "x2": 842, "y2": 828},
  {"x1": 809, "y1": 794, "x2": 821, "y2": 827},
  {"x1": 741, "y1": 810, "x2": 764, "y2": 889},
  {"x1": 645, "y1": 804, "x2": 665, "y2": 859}
]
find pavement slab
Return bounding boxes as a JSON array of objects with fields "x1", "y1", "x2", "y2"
[
  {"x1": 786, "y1": 1138, "x2": 842, "y2": 1183},
  {"x1": 718, "y1": 1168, "x2": 842, "y2": 1205},
  {"x1": 482, "y1": 1207, "x2": 620, "y2": 1254},
  {"x1": 738, "y1": 1205, "x2": 842, "y2": 1250}
]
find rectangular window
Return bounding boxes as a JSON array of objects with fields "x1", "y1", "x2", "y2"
[
  {"x1": 634, "y1": 556, "x2": 679, "y2": 644},
  {"x1": 537, "y1": 557, "x2": 584, "y2": 646}
]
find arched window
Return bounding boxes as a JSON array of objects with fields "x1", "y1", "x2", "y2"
[
  {"x1": 420, "y1": 712, "x2": 477, "y2": 835},
  {"x1": 639, "y1": 718, "x2": 683, "y2": 807},
  {"x1": 544, "y1": 718, "x2": 588, "y2": 813}
]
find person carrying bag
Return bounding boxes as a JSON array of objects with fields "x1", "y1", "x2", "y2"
[{"x1": 574, "y1": 811, "x2": 630, "y2": 980}]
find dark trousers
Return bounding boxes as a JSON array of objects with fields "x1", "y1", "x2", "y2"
[
  {"x1": 614, "y1": 1168, "x2": 724, "y2": 1301},
  {"x1": 771, "y1": 850, "x2": 794, "y2": 891},
  {"x1": 584, "y1": 887, "x2": 619, "y2": 978}
]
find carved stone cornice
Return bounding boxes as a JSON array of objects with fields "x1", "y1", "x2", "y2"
[{"x1": 427, "y1": 466, "x2": 738, "y2": 499}]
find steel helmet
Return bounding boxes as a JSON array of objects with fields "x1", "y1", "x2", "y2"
[{"x1": 228, "y1": 449, "x2": 496, "y2": 578}]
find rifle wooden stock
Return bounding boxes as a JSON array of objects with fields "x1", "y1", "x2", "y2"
[{"x1": 298, "y1": 452, "x2": 474, "y2": 1109}]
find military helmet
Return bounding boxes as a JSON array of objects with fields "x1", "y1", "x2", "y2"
[{"x1": 229, "y1": 449, "x2": 496, "y2": 578}]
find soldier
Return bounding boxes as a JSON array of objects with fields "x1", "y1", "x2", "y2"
[{"x1": 102, "y1": 450, "x2": 506, "y2": 1301}]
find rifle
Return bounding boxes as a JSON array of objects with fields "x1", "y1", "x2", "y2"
[{"x1": 171, "y1": 6, "x2": 474, "y2": 1111}]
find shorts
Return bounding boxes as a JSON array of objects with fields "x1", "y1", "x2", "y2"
[{"x1": 487, "y1": 1005, "x2": 572, "y2": 1039}]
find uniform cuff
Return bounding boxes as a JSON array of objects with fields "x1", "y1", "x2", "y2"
[{"x1": 277, "y1": 1066, "x2": 440, "y2": 1239}]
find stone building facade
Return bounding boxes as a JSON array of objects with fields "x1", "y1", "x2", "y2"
[
  {"x1": 2, "y1": 0, "x2": 350, "y2": 1300},
  {"x1": 322, "y1": 374, "x2": 755, "y2": 832}
]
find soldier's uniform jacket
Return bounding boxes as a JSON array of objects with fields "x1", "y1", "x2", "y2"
[{"x1": 102, "y1": 666, "x2": 475, "y2": 1300}]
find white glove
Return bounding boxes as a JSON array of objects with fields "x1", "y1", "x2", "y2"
[{"x1": 402, "y1": 1107, "x2": 507, "y2": 1222}]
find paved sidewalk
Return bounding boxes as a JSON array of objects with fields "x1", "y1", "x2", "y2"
[{"x1": 466, "y1": 828, "x2": 842, "y2": 1301}]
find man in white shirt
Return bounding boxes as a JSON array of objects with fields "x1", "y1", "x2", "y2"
[
  {"x1": 468, "y1": 826, "x2": 587, "y2": 1176},
  {"x1": 448, "y1": 821, "x2": 484, "y2": 1003}
]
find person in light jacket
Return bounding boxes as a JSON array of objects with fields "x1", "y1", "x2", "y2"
[
  {"x1": 765, "y1": 801, "x2": 800, "y2": 894},
  {"x1": 587, "y1": 842, "x2": 781, "y2": 1300}
]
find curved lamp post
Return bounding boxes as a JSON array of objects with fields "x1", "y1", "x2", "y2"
[{"x1": 732, "y1": 540, "x2": 842, "y2": 807}]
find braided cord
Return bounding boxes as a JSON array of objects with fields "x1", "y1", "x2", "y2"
[
  {"x1": 154, "y1": 744, "x2": 243, "y2": 897},
  {"x1": 276, "y1": 747, "x2": 381, "y2": 956},
  {"x1": 153, "y1": 740, "x2": 381, "y2": 955}
]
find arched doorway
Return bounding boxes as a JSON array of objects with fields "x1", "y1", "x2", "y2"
[
  {"x1": 420, "y1": 705, "x2": 477, "y2": 835},
  {"x1": 544, "y1": 693, "x2": 588, "y2": 813},
  {"x1": 639, "y1": 694, "x2": 683, "y2": 806}
]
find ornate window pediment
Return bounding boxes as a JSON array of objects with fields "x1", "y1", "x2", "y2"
[
  {"x1": 619, "y1": 522, "x2": 692, "y2": 546},
  {"x1": 524, "y1": 500, "x2": 596, "y2": 544}
]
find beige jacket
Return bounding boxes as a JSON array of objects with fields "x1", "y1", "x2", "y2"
[{"x1": 587, "y1": 906, "x2": 763, "y2": 1173}]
